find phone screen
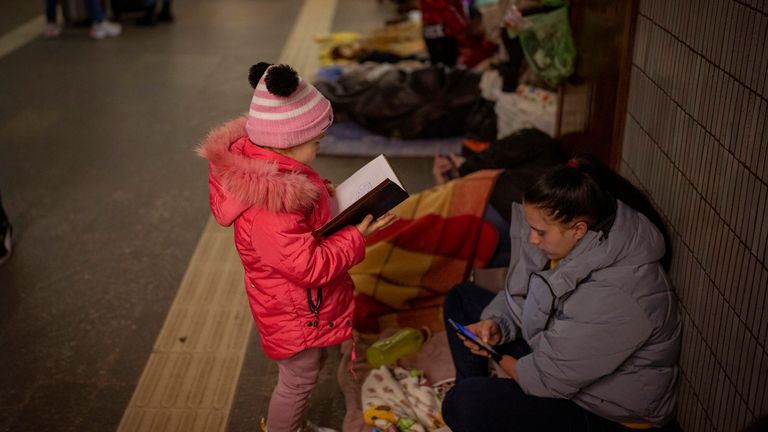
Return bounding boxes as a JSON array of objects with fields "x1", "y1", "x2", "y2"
[{"x1": 447, "y1": 318, "x2": 501, "y2": 357}]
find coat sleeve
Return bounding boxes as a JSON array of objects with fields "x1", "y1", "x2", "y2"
[
  {"x1": 516, "y1": 282, "x2": 653, "y2": 399},
  {"x1": 250, "y1": 211, "x2": 366, "y2": 288}
]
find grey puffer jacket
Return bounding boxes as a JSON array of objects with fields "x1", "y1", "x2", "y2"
[{"x1": 481, "y1": 200, "x2": 681, "y2": 426}]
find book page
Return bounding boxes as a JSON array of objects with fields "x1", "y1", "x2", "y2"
[{"x1": 330, "y1": 155, "x2": 404, "y2": 217}]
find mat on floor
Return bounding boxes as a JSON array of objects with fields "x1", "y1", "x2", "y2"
[{"x1": 319, "y1": 122, "x2": 464, "y2": 157}]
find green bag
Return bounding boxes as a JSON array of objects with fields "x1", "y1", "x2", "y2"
[{"x1": 511, "y1": 6, "x2": 576, "y2": 87}]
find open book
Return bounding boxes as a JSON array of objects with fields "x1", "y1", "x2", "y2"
[{"x1": 316, "y1": 155, "x2": 409, "y2": 237}]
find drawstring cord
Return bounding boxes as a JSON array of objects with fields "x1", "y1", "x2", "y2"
[
  {"x1": 306, "y1": 287, "x2": 322, "y2": 327},
  {"x1": 306, "y1": 287, "x2": 359, "y2": 379}
]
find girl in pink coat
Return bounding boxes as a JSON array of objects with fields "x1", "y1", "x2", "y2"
[{"x1": 197, "y1": 63, "x2": 395, "y2": 432}]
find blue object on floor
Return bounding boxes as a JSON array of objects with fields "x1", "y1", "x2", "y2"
[{"x1": 320, "y1": 122, "x2": 464, "y2": 157}]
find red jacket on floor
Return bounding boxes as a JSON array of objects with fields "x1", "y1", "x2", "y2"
[
  {"x1": 419, "y1": 0, "x2": 467, "y2": 37},
  {"x1": 197, "y1": 117, "x2": 365, "y2": 359}
]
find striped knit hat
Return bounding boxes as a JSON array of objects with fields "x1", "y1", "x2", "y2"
[{"x1": 245, "y1": 63, "x2": 333, "y2": 149}]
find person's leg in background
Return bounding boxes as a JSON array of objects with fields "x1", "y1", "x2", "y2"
[
  {"x1": 267, "y1": 347, "x2": 328, "y2": 432},
  {"x1": 424, "y1": 36, "x2": 458, "y2": 67},
  {"x1": 135, "y1": 0, "x2": 158, "y2": 26},
  {"x1": 86, "y1": 0, "x2": 122, "y2": 39},
  {"x1": 158, "y1": 0, "x2": 173, "y2": 22},
  {"x1": 43, "y1": 0, "x2": 62, "y2": 38},
  {"x1": 0, "y1": 192, "x2": 12, "y2": 265},
  {"x1": 497, "y1": 28, "x2": 524, "y2": 92},
  {"x1": 136, "y1": 0, "x2": 173, "y2": 26}
]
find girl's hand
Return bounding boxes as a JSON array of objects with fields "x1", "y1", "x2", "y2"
[
  {"x1": 325, "y1": 182, "x2": 336, "y2": 197},
  {"x1": 355, "y1": 213, "x2": 398, "y2": 237}
]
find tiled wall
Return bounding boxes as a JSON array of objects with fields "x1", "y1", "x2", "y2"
[{"x1": 621, "y1": 0, "x2": 768, "y2": 430}]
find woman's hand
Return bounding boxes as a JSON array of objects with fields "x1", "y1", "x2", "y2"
[
  {"x1": 460, "y1": 320, "x2": 519, "y2": 381},
  {"x1": 458, "y1": 320, "x2": 502, "y2": 358},
  {"x1": 466, "y1": 319, "x2": 502, "y2": 346},
  {"x1": 355, "y1": 213, "x2": 398, "y2": 237}
]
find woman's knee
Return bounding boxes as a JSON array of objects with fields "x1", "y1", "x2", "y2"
[
  {"x1": 442, "y1": 377, "x2": 491, "y2": 430},
  {"x1": 443, "y1": 283, "x2": 464, "y2": 315},
  {"x1": 444, "y1": 283, "x2": 476, "y2": 314}
]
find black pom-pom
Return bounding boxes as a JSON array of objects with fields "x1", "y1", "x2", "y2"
[
  {"x1": 248, "y1": 62, "x2": 272, "y2": 89},
  {"x1": 265, "y1": 64, "x2": 299, "y2": 97}
]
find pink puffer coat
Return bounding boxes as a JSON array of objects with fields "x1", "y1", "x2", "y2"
[{"x1": 197, "y1": 117, "x2": 365, "y2": 359}]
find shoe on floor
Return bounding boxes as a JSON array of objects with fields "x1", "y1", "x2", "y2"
[
  {"x1": 258, "y1": 418, "x2": 337, "y2": 432},
  {"x1": 43, "y1": 23, "x2": 62, "y2": 38},
  {"x1": 299, "y1": 421, "x2": 337, "y2": 432},
  {"x1": 0, "y1": 224, "x2": 12, "y2": 266},
  {"x1": 89, "y1": 20, "x2": 122, "y2": 39}
]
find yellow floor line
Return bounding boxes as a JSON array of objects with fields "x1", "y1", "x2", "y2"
[
  {"x1": 279, "y1": 0, "x2": 337, "y2": 76},
  {"x1": 117, "y1": 1, "x2": 337, "y2": 431},
  {"x1": 0, "y1": 15, "x2": 44, "y2": 60}
]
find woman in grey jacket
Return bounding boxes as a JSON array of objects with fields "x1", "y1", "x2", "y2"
[{"x1": 442, "y1": 156, "x2": 682, "y2": 431}]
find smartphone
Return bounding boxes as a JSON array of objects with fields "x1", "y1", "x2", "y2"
[{"x1": 447, "y1": 318, "x2": 502, "y2": 360}]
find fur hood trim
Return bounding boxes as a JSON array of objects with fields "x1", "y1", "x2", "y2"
[{"x1": 196, "y1": 116, "x2": 320, "y2": 214}]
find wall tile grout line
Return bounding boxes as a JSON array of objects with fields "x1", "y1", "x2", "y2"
[
  {"x1": 733, "y1": 0, "x2": 768, "y2": 18},
  {"x1": 630, "y1": 37, "x2": 767, "y2": 191},
  {"x1": 677, "y1": 361, "x2": 717, "y2": 427},
  {"x1": 628, "y1": 66, "x2": 768, "y2": 263},
  {"x1": 638, "y1": 10, "x2": 767, "y2": 105},
  {"x1": 623, "y1": 114, "x2": 767, "y2": 354},
  {"x1": 621, "y1": 161, "x2": 760, "y2": 423}
]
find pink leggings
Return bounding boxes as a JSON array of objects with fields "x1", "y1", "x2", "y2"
[{"x1": 267, "y1": 347, "x2": 328, "y2": 432}]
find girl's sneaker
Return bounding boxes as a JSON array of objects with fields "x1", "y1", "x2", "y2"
[
  {"x1": 258, "y1": 418, "x2": 337, "y2": 432},
  {"x1": 43, "y1": 23, "x2": 62, "y2": 38},
  {"x1": 89, "y1": 21, "x2": 122, "y2": 39},
  {"x1": 299, "y1": 421, "x2": 337, "y2": 432}
]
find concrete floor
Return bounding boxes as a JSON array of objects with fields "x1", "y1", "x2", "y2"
[{"x1": 0, "y1": 1, "x2": 433, "y2": 431}]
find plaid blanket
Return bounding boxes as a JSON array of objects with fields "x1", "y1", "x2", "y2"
[{"x1": 351, "y1": 170, "x2": 503, "y2": 336}]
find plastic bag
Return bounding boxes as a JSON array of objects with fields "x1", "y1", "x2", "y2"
[{"x1": 512, "y1": 6, "x2": 576, "y2": 87}]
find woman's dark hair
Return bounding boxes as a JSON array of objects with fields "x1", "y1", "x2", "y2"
[{"x1": 523, "y1": 154, "x2": 672, "y2": 269}]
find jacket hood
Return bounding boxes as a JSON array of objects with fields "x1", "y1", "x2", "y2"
[
  {"x1": 196, "y1": 116, "x2": 320, "y2": 226},
  {"x1": 508, "y1": 200, "x2": 666, "y2": 297}
]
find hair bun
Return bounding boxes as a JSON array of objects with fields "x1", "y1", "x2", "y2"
[
  {"x1": 248, "y1": 62, "x2": 272, "y2": 89},
  {"x1": 265, "y1": 64, "x2": 300, "y2": 97}
]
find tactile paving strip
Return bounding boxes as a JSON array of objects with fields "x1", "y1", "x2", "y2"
[{"x1": 117, "y1": 1, "x2": 337, "y2": 429}]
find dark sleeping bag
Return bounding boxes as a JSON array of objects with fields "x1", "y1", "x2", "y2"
[{"x1": 316, "y1": 66, "x2": 483, "y2": 139}]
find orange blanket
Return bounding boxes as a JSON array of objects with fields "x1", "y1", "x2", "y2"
[{"x1": 351, "y1": 169, "x2": 503, "y2": 336}]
